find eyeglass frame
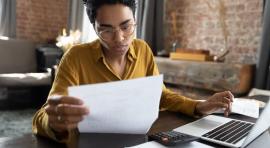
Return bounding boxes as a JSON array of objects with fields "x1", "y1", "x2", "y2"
[{"x1": 95, "y1": 23, "x2": 137, "y2": 41}]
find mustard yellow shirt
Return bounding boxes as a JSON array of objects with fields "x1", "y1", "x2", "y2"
[{"x1": 32, "y1": 39, "x2": 199, "y2": 143}]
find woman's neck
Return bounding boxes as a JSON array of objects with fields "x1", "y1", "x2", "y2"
[{"x1": 102, "y1": 46, "x2": 127, "y2": 65}]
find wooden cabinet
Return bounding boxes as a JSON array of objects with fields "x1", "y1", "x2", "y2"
[{"x1": 155, "y1": 57, "x2": 255, "y2": 95}]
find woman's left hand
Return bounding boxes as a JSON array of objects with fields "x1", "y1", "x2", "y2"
[{"x1": 195, "y1": 91, "x2": 234, "y2": 116}]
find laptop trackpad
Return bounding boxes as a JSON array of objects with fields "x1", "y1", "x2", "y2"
[
  {"x1": 192, "y1": 118, "x2": 223, "y2": 129},
  {"x1": 174, "y1": 115, "x2": 231, "y2": 137}
]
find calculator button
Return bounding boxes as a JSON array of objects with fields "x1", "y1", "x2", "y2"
[
  {"x1": 149, "y1": 131, "x2": 199, "y2": 146},
  {"x1": 162, "y1": 137, "x2": 168, "y2": 141}
]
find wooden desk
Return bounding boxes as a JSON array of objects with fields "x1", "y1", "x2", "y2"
[{"x1": 0, "y1": 111, "x2": 268, "y2": 148}]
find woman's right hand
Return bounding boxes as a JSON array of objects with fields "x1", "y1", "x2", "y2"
[{"x1": 45, "y1": 95, "x2": 89, "y2": 133}]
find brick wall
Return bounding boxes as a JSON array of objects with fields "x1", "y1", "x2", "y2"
[
  {"x1": 16, "y1": 0, "x2": 69, "y2": 43},
  {"x1": 164, "y1": 0, "x2": 263, "y2": 64}
]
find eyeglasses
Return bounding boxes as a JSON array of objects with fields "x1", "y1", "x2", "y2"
[{"x1": 96, "y1": 23, "x2": 136, "y2": 41}]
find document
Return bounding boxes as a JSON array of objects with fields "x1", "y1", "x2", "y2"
[
  {"x1": 248, "y1": 88, "x2": 270, "y2": 97},
  {"x1": 126, "y1": 141, "x2": 214, "y2": 148},
  {"x1": 68, "y1": 75, "x2": 163, "y2": 134},
  {"x1": 215, "y1": 98, "x2": 259, "y2": 118}
]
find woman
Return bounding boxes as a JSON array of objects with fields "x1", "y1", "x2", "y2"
[{"x1": 32, "y1": 0, "x2": 233, "y2": 143}]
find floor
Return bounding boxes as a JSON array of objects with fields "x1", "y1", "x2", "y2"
[{"x1": 0, "y1": 109, "x2": 36, "y2": 138}]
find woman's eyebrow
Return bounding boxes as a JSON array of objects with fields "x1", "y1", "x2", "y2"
[
  {"x1": 119, "y1": 19, "x2": 131, "y2": 26},
  {"x1": 99, "y1": 19, "x2": 131, "y2": 28},
  {"x1": 99, "y1": 24, "x2": 113, "y2": 28}
]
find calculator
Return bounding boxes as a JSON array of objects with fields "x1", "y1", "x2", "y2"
[{"x1": 148, "y1": 131, "x2": 199, "y2": 146}]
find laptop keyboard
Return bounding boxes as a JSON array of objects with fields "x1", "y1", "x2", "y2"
[{"x1": 202, "y1": 120, "x2": 254, "y2": 144}]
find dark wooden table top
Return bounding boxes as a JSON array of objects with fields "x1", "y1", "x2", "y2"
[
  {"x1": 0, "y1": 110, "x2": 266, "y2": 148},
  {"x1": 0, "y1": 111, "x2": 195, "y2": 148}
]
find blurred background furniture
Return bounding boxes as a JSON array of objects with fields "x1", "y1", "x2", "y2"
[
  {"x1": 156, "y1": 57, "x2": 255, "y2": 97},
  {"x1": 0, "y1": 39, "x2": 62, "y2": 109},
  {"x1": 36, "y1": 44, "x2": 63, "y2": 83}
]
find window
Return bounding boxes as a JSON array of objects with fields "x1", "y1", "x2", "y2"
[
  {"x1": 81, "y1": 6, "x2": 98, "y2": 43},
  {"x1": 0, "y1": 0, "x2": 16, "y2": 38}
]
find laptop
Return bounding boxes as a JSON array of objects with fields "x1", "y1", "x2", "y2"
[{"x1": 174, "y1": 100, "x2": 270, "y2": 148}]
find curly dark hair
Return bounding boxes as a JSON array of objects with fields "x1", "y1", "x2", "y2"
[{"x1": 82, "y1": 0, "x2": 137, "y2": 24}]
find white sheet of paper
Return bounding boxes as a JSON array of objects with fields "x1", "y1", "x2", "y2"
[
  {"x1": 231, "y1": 98, "x2": 259, "y2": 118},
  {"x1": 248, "y1": 88, "x2": 270, "y2": 97},
  {"x1": 215, "y1": 98, "x2": 259, "y2": 118},
  {"x1": 126, "y1": 141, "x2": 214, "y2": 148},
  {"x1": 68, "y1": 75, "x2": 163, "y2": 134}
]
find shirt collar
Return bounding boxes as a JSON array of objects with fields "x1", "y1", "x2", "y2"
[
  {"x1": 93, "y1": 40, "x2": 105, "y2": 63},
  {"x1": 127, "y1": 42, "x2": 137, "y2": 61}
]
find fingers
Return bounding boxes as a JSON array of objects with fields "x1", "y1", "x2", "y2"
[
  {"x1": 46, "y1": 95, "x2": 89, "y2": 116},
  {"x1": 220, "y1": 96, "x2": 230, "y2": 104},
  {"x1": 45, "y1": 95, "x2": 89, "y2": 132},
  {"x1": 197, "y1": 91, "x2": 234, "y2": 116},
  {"x1": 49, "y1": 115, "x2": 84, "y2": 124},
  {"x1": 46, "y1": 105, "x2": 87, "y2": 132},
  {"x1": 210, "y1": 97, "x2": 232, "y2": 116},
  {"x1": 215, "y1": 91, "x2": 234, "y2": 102},
  {"x1": 45, "y1": 104, "x2": 89, "y2": 132},
  {"x1": 45, "y1": 104, "x2": 89, "y2": 116},
  {"x1": 48, "y1": 95, "x2": 84, "y2": 106},
  {"x1": 225, "y1": 98, "x2": 232, "y2": 116},
  {"x1": 220, "y1": 92, "x2": 233, "y2": 116},
  {"x1": 54, "y1": 104, "x2": 89, "y2": 116},
  {"x1": 45, "y1": 103, "x2": 89, "y2": 123}
]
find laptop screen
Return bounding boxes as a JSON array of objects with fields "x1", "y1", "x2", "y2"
[{"x1": 242, "y1": 100, "x2": 270, "y2": 147}]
